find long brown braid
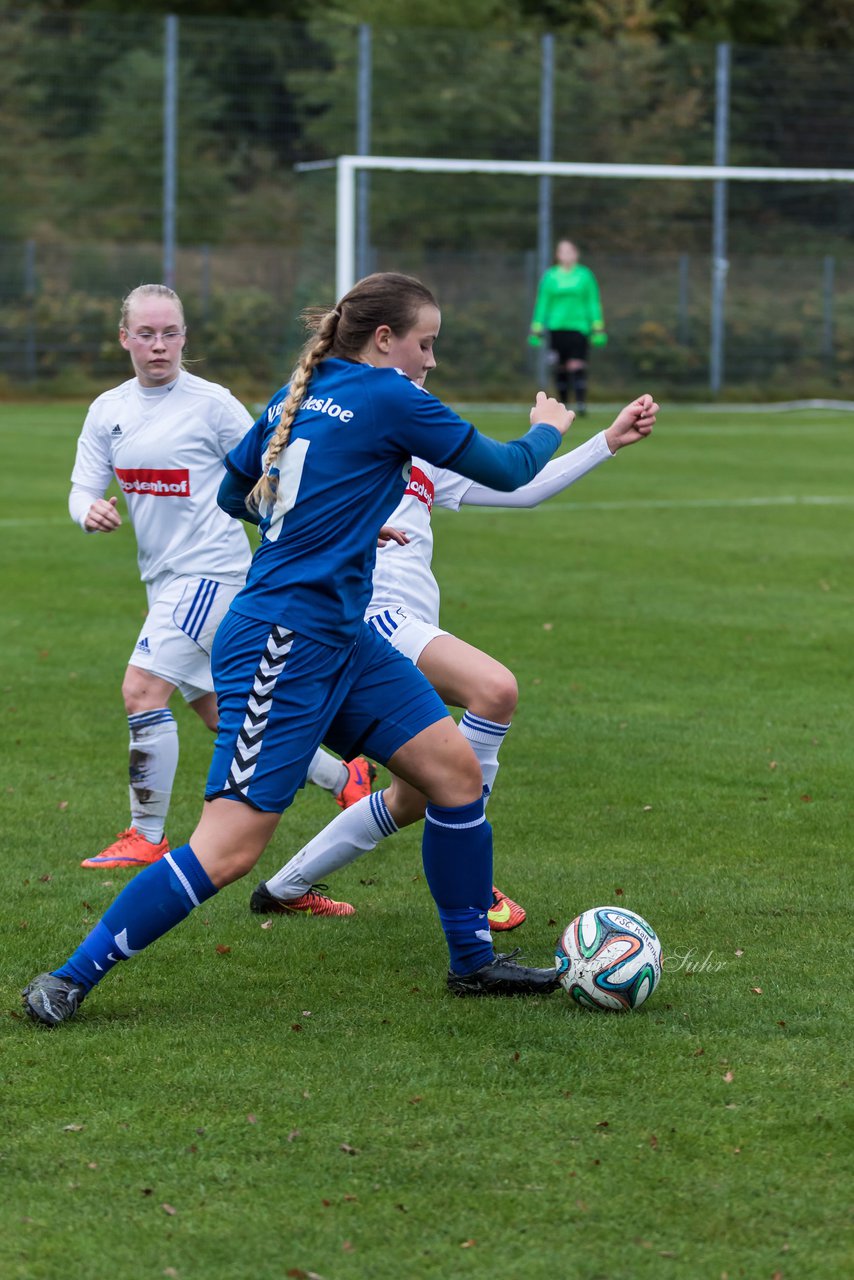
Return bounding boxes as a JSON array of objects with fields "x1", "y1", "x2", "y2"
[
  {"x1": 248, "y1": 272, "x2": 437, "y2": 512},
  {"x1": 248, "y1": 309, "x2": 339, "y2": 510}
]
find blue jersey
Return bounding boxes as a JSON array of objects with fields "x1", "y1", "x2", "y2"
[{"x1": 223, "y1": 358, "x2": 560, "y2": 646}]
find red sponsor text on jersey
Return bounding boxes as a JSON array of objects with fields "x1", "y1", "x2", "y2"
[
  {"x1": 405, "y1": 465, "x2": 434, "y2": 512},
  {"x1": 115, "y1": 467, "x2": 191, "y2": 497}
]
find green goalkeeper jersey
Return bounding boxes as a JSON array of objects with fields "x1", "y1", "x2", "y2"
[{"x1": 530, "y1": 263, "x2": 605, "y2": 337}]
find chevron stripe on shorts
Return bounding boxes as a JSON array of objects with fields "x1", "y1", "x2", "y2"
[{"x1": 223, "y1": 625, "x2": 294, "y2": 799}]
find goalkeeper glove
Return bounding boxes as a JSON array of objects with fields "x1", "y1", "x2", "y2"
[
  {"x1": 591, "y1": 331, "x2": 608, "y2": 348},
  {"x1": 527, "y1": 331, "x2": 544, "y2": 348}
]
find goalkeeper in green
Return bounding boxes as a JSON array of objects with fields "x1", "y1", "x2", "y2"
[{"x1": 528, "y1": 239, "x2": 607, "y2": 415}]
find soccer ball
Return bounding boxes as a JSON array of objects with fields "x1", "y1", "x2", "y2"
[{"x1": 555, "y1": 906, "x2": 662, "y2": 1011}]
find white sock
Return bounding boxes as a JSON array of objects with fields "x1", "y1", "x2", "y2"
[
  {"x1": 306, "y1": 746, "x2": 349, "y2": 796},
  {"x1": 265, "y1": 791, "x2": 398, "y2": 900},
  {"x1": 127, "y1": 709, "x2": 178, "y2": 844},
  {"x1": 458, "y1": 711, "x2": 511, "y2": 804}
]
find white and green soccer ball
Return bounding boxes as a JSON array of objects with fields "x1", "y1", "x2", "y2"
[{"x1": 555, "y1": 906, "x2": 662, "y2": 1011}]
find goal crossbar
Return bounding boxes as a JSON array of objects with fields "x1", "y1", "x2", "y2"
[{"x1": 323, "y1": 154, "x2": 854, "y2": 296}]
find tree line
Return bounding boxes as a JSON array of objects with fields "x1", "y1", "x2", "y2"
[
  {"x1": 21, "y1": 0, "x2": 854, "y2": 51},
  {"x1": 3, "y1": 3, "x2": 853, "y2": 254}
]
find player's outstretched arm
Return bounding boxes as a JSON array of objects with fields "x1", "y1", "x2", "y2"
[
  {"x1": 603, "y1": 394, "x2": 658, "y2": 453},
  {"x1": 460, "y1": 393, "x2": 658, "y2": 510}
]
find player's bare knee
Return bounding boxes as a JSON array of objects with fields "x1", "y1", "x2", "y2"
[
  {"x1": 122, "y1": 666, "x2": 176, "y2": 715},
  {"x1": 229, "y1": 847, "x2": 263, "y2": 881},
  {"x1": 472, "y1": 668, "x2": 518, "y2": 723},
  {"x1": 121, "y1": 669, "x2": 151, "y2": 714},
  {"x1": 204, "y1": 846, "x2": 259, "y2": 888}
]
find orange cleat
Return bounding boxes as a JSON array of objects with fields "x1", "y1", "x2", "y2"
[
  {"x1": 488, "y1": 885, "x2": 527, "y2": 931},
  {"x1": 334, "y1": 756, "x2": 377, "y2": 809},
  {"x1": 80, "y1": 827, "x2": 169, "y2": 870}
]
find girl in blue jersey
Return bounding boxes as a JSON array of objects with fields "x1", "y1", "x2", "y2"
[{"x1": 23, "y1": 272, "x2": 573, "y2": 1025}]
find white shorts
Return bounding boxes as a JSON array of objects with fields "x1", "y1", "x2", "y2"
[
  {"x1": 130, "y1": 575, "x2": 243, "y2": 703},
  {"x1": 366, "y1": 606, "x2": 448, "y2": 667}
]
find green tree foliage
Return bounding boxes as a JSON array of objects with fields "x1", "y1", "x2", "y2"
[
  {"x1": 26, "y1": 0, "x2": 854, "y2": 49},
  {"x1": 291, "y1": 24, "x2": 722, "y2": 253},
  {"x1": 3, "y1": 3, "x2": 853, "y2": 255},
  {"x1": 2, "y1": 0, "x2": 853, "y2": 395},
  {"x1": 0, "y1": 9, "x2": 48, "y2": 239},
  {"x1": 659, "y1": 0, "x2": 854, "y2": 50},
  {"x1": 74, "y1": 45, "x2": 232, "y2": 241}
]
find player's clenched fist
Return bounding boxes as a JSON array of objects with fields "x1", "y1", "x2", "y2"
[
  {"x1": 603, "y1": 394, "x2": 659, "y2": 453},
  {"x1": 83, "y1": 495, "x2": 122, "y2": 532}
]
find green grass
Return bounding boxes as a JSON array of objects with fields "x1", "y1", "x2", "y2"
[{"x1": 1, "y1": 399, "x2": 852, "y2": 1279}]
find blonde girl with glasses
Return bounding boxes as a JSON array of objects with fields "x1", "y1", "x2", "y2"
[{"x1": 69, "y1": 285, "x2": 358, "y2": 876}]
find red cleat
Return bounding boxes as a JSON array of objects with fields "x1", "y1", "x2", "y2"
[{"x1": 488, "y1": 885, "x2": 527, "y2": 931}]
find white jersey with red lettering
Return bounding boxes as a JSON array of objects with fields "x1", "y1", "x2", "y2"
[
  {"x1": 367, "y1": 430, "x2": 613, "y2": 629},
  {"x1": 367, "y1": 460, "x2": 469, "y2": 627},
  {"x1": 70, "y1": 370, "x2": 253, "y2": 585}
]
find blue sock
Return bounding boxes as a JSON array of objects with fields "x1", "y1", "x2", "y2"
[
  {"x1": 56, "y1": 844, "x2": 217, "y2": 994},
  {"x1": 422, "y1": 797, "x2": 494, "y2": 977}
]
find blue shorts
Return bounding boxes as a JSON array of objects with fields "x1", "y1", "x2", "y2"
[{"x1": 205, "y1": 612, "x2": 447, "y2": 813}]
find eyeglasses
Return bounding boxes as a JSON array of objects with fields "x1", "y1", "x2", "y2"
[{"x1": 125, "y1": 328, "x2": 186, "y2": 345}]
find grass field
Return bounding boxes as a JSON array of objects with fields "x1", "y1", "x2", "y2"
[{"x1": 1, "y1": 399, "x2": 852, "y2": 1279}]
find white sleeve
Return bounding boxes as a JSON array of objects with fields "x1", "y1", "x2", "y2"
[
  {"x1": 217, "y1": 394, "x2": 255, "y2": 455},
  {"x1": 69, "y1": 408, "x2": 115, "y2": 528},
  {"x1": 460, "y1": 431, "x2": 613, "y2": 508}
]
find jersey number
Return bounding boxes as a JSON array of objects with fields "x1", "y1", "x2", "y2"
[{"x1": 262, "y1": 438, "x2": 310, "y2": 543}]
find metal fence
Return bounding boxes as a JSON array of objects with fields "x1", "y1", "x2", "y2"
[{"x1": 1, "y1": 8, "x2": 853, "y2": 400}]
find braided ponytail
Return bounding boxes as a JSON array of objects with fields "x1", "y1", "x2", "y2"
[
  {"x1": 248, "y1": 308, "x2": 340, "y2": 511},
  {"x1": 248, "y1": 273, "x2": 437, "y2": 514}
]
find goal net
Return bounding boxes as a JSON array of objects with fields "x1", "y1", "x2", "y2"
[
  {"x1": 297, "y1": 155, "x2": 854, "y2": 400},
  {"x1": 331, "y1": 155, "x2": 854, "y2": 298}
]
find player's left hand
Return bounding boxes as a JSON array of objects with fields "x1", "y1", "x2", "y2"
[
  {"x1": 591, "y1": 331, "x2": 608, "y2": 348},
  {"x1": 603, "y1": 394, "x2": 658, "y2": 453},
  {"x1": 378, "y1": 524, "x2": 409, "y2": 547}
]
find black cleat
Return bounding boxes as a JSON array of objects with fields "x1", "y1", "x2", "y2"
[
  {"x1": 22, "y1": 973, "x2": 85, "y2": 1026},
  {"x1": 447, "y1": 949, "x2": 561, "y2": 997},
  {"x1": 250, "y1": 881, "x2": 284, "y2": 914}
]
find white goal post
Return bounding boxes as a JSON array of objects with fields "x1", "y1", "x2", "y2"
[{"x1": 327, "y1": 154, "x2": 854, "y2": 299}]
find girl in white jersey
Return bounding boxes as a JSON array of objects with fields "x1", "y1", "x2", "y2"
[
  {"x1": 251, "y1": 392, "x2": 657, "y2": 921},
  {"x1": 71, "y1": 284, "x2": 367, "y2": 873}
]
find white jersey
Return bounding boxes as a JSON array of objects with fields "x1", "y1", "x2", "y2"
[
  {"x1": 70, "y1": 369, "x2": 253, "y2": 585},
  {"x1": 367, "y1": 430, "x2": 614, "y2": 628},
  {"x1": 367, "y1": 461, "x2": 469, "y2": 626}
]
